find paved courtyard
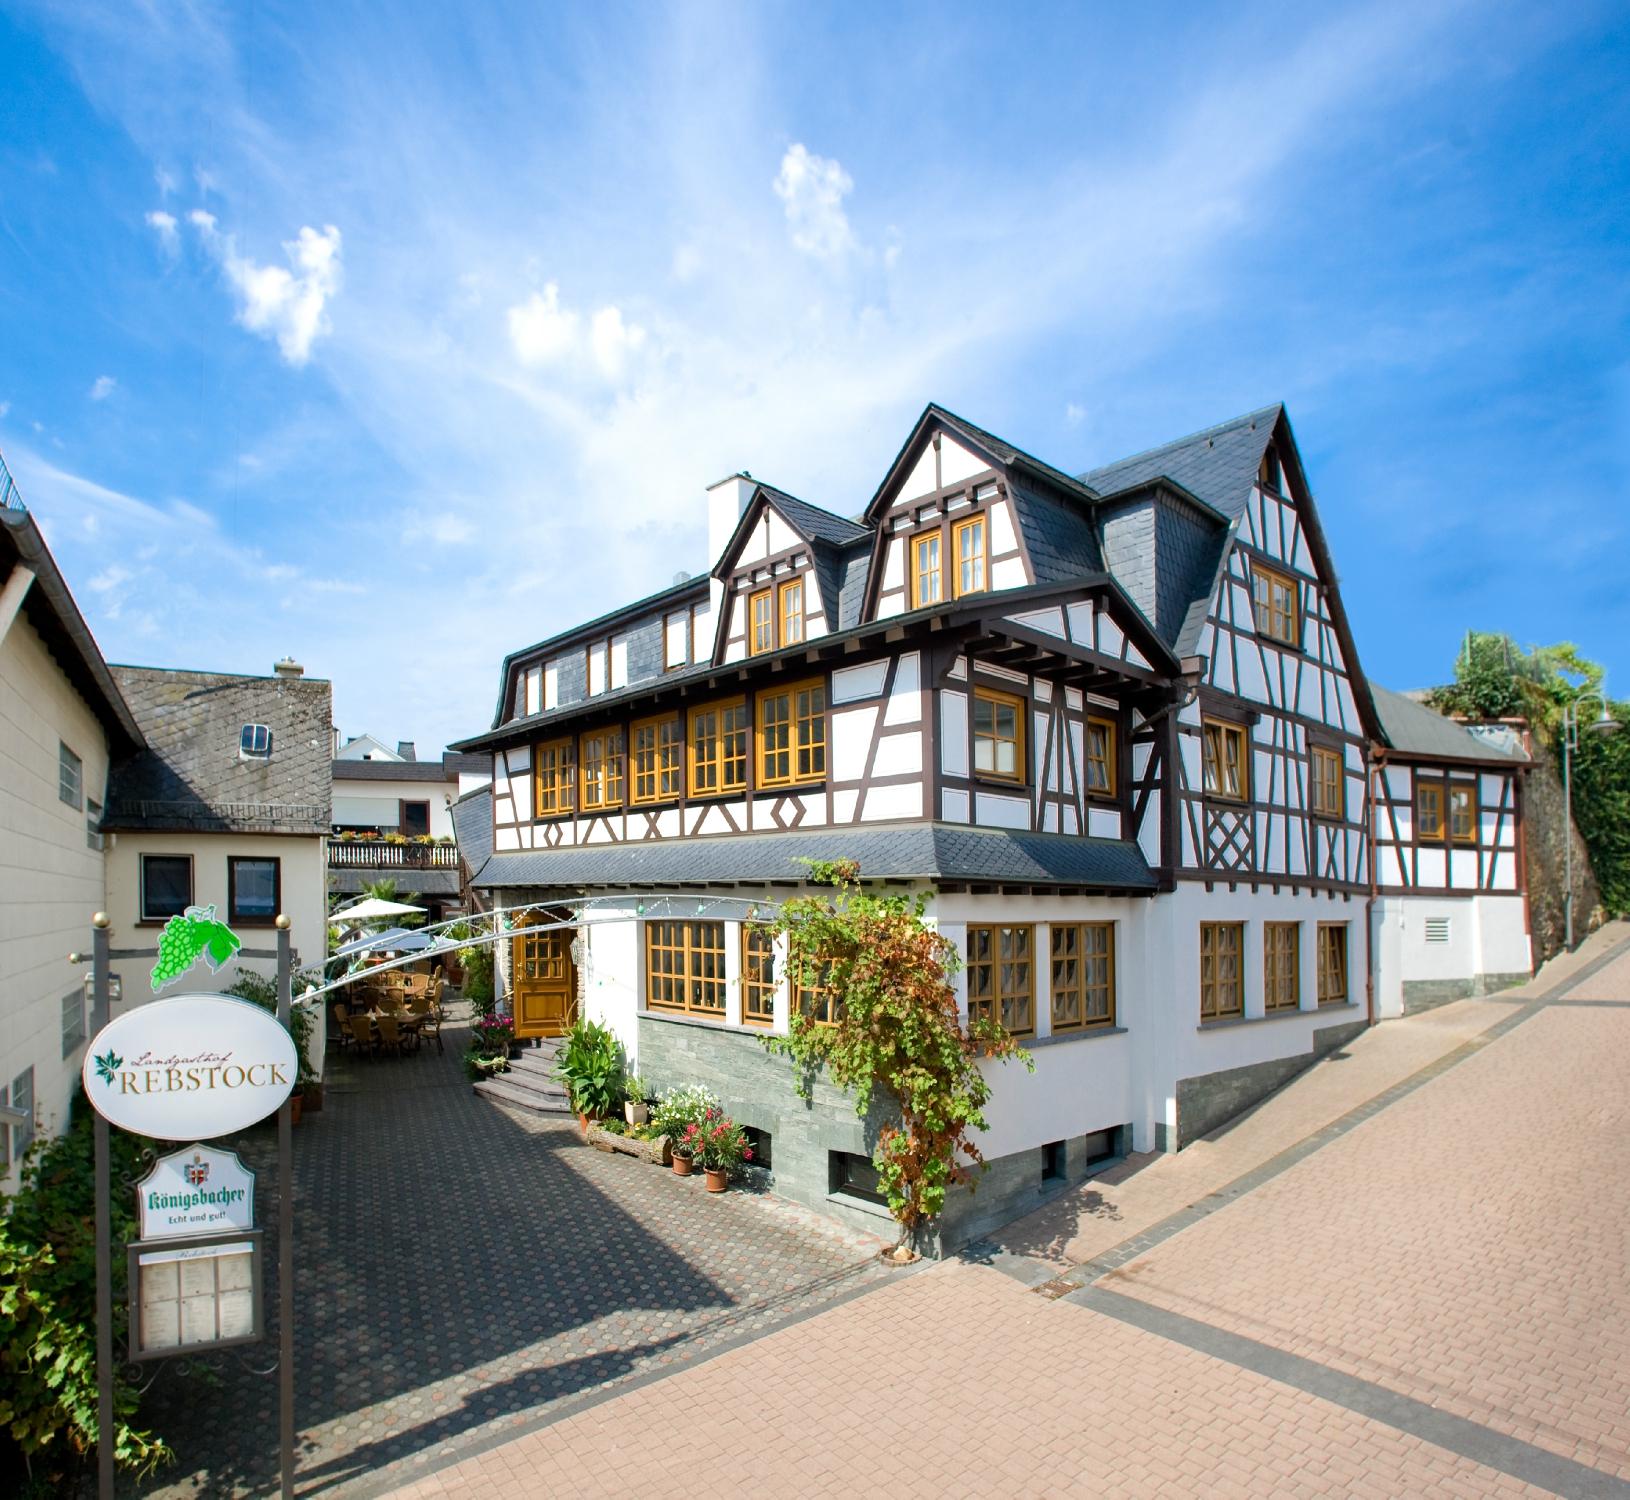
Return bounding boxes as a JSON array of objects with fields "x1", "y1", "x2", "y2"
[
  {"x1": 389, "y1": 925, "x2": 1630, "y2": 1499},
  {"x1": 135, "y1": 1004, "x2": 886, "y2": 1498}
]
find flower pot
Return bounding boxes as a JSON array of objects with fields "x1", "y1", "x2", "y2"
[
  {"x1": 704, "y1": 1166, "x2": 729, "y2": 1194},
  {"x1": 577, "y1": 1112, "x2": 591, "y2": 1134},
  {"x1": 290, "y1": 1094, "x2": 303, "y2": 1126},
  {"x1": 625, "y1": 1100, "x2": 649, "y2": 1126},
  {"x1": 302, "y1": 1085, "x2": 324, "y2": 1114},
  {"x1": 672, "y1": 1151, "x2": 694, "y2": 1177}
]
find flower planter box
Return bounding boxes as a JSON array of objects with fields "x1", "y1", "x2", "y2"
[{"x1": 585, "y1": 1123, "x2": 671, "y2": 1166}]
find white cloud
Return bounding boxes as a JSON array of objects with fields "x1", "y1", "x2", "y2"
[
  {"x1": 588, "y1": 305, "x2": 646, "y2": 379},
  {"x1": 1065, "y1": 403, "x2": 1085, "y2": 428},
  {"x1": 145, "y1": 209, "x2": 179, "y2": 254},
  {"x1": 89, "y1": 375, "x2": 117, "y2": 401},
  {"x1": 0, "y1": 401, "x2": 9, "y2": 420},
  {"x1": 773, "y1": 144, "x2": 857, "y2": 261},
  {"x1": 190, "y1": 213, "x2": 343, "y2": 365},
  {"x1": 506, "y1": 282, "x2": 648, "y2": 382}
]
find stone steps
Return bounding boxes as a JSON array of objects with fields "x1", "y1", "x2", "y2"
[{"x1": 472, "y1": 1035, "x2": 572, "y2": 1116}]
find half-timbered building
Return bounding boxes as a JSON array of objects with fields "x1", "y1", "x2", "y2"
[{"x1": 453, "y1": 402, "x2": 1533, "y2": 1249}]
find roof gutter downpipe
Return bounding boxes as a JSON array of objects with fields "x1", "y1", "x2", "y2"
[{"x1": 1365, "y1": 746, "x2": 1382, "y2": 1028}]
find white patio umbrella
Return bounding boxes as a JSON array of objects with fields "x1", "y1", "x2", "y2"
[
  {"x1": 329, "y1": 896, "x2": 426, "y2": 925},
  {"x1": 332, "y1": 926, "x2": 431, "y2": 960}
]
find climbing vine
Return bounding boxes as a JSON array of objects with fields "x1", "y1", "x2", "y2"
[{"x1": 764, "y1": 860, "x2": 1032, "y2": 1251}]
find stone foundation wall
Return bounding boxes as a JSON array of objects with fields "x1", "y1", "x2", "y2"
[{"x1": 1402, "y1": 971, "x2": 1530, "y2": 1015}]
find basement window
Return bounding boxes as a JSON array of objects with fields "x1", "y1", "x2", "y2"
[
  {"x1": 829, "y1": 1150, "x2": 886, "y2": 1206},
  {"x1": 240, "y1": 723, "x2": 272, "y2": 759},
  {"x1": 1042, "y1": 1140, "x2": 1067, "y2": 1183},
  {"x1": 742, "y1": 1125, "x2": 772, "y2": 1171}
]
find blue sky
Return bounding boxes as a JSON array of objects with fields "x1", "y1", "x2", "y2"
[{"x1": 2, "y1": 1, "x2": 1627, "y2": 752}]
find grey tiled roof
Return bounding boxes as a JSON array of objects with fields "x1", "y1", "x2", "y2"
[
  {"x1": 834, "y1": 541, "x2": 871, "y2": 630},
  {"x1": 1008, "y1": 477, "x2": 1102, "y2": 585},
  {"x1": 929, "y1": 405, "x2": 1100, "y2": 505},
  {"x1": 105, "y1": 666, "x2": 333, "y2": 834},
  {"x1": 1097, "y1": 488, "x2": 1228, "y2": 650},
  {"x1": 757, "y1": 483, "x2": 870, "y2": 547},
  {"x1": 450, "y1": 784, "x2": 494, "y2": 871},
  {"x1": 1371, "y1": 685, "x2": 1529, "y2": 765},
  {"x1": 1081, "y1": 405, "x2": 1279, "y2": 522},
  {"x1": 333, "y1": 758, "x2": 460, "y2": 783},
  {"x1": 472, "y1": 821, "x2": 1156, "y2": 891}
]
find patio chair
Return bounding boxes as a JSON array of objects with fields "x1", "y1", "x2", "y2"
[
  {"x1": 407, "y1": 990, "x2": 433, "y2": 1017},
  {"x1": 376, "y1": 1014, "x2": 408, "y2": 1057},
  {"x1": 419, "y1": 1002, "x2": 444, "y2": 1055},
  {"x1": 331, "y1": 1002, "x2": 353, "y2": 1051},
  {"x1": 346, "y1": 1013, "x2": 376, "y2": 1056}
]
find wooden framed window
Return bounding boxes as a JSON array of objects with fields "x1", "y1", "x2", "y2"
[
  {"x1": 1200, "y1": 922, "x2": 1245, "y2": 1021},
  {"x1": 533, "y1": 737, "x2": 575, "y2": 817},
  {"x1": 778, "y1": 578, "x2": 804, "y2": 647},
  {"x1": 1259, "y1": 448, "x2": 1282, "y2": 493},
  {"x1": 1201, "y1": 718, "x2": 1249, "y2": 801},
  {"x1": 973, "y1": 687, "x2": 1025, "y2": 782},
  {"x1": 644, "y1": 920, "x2": 726, "y2": 1018},
  {"x1": 748, "y1": 589, "x2": 774, "y2": 655},
  {"x1": 757, "y1": 679, "x2": 826, "y2": 787},
  {"x1": 1310, "y1": 745, "x2": 1344, "y2": 818},
  {"x1": 140, "y1": 854, "x2": 193, "y2": 922},
  {"x1": 953, "y1": 515, "x2": 986, "y2": 598},
  {"x1": 1251, "y1": 562, "x2": 1299, "y2": 647},
  {"x1": 741, "y1": 925, "x2": 778, "y2": 1028},
  {"x1": 966, "y1": 924, "x2": 1034, "y2": 1036},
  {"x1": 911, "y1": 531, "x2": 943, "y2": 609},
  {"x1": 579, "y1": 728, "x2": 625, "y2": 810},
  {"x1": 399, "y1": 800, "x2": 431, "y2": 837},
  {"x1": 1416, "y1": 779, "x2": 1445, "y2": 842},
  {"x1": 1085, "y1": 716, "x2": 1116, "y2": 797},
  {"x1": 1050, "y1": 923, "x2": 1115, "y2": 1032},
  {"x1": 228, "y1": 856, "x2": 281, "y2": 926},
  {"x1": 793, "y1": 957, "x2": 841, "y2": 1026},
  {"x1": 1264, "y1": 922, "x2": 1300, "y2": 1012},
  {"x1": 1449, "y1": 783, "x2": 1476, "y2": 844},
  {"x1": 631, "y1": 715, "x2": 683, "y2": 804},
  {"x1": 1317, "y1": 923, "x2": 1349, "y2": 1006},
  {"x1": 688, "y1": 699, "x2": 749, "y2": 797}
]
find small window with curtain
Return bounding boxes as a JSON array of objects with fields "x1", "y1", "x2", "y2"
[
  {"x1": 779, "y1": 577, "x2": 804, "y2": 647},
  {"x1": 1317, "y1": 923, "x2": 1348, "y2": 1006},
  {"x1": 748, "y1": 589, "x2": 774, "y2": 655},
  {"x1": 1251, "y1": 563, "x2": 1299, "y2": 647},
  {"x1": 1264, "y1": 922, "x2": 1300, "y2": 1011},
  {"x1": 228, "y1": 856, "x2": 280, "y2": 925},
  {"x1": 631, "y1": 715, "x2": 683, "y2": 804},
  {"x1": 1085, "y1": 717, "x2": 1116, "y2": 797},
  {"x1": 579, "y1": 729, "x2": 625, "y2": 810},
  {"x1": 757, "y1": 680, "x2": 826, "y2": 787},
  {"x1": 689, "y1": 699, "x2": 749, "y2": 796},
  {"x1": 973, "y1": 687, "x2": 1025, "y2": 783},
  {"x1": 953, "y1": 515, "x2": 986, "y2": 597},
  {"x1": 911, "y1": 531, "x2": 943, "y2": 609},
  {"x1": 534, "y1": 738, "x2": 575, "y2": 817},
  {"x1": 741, "y1": 925, "x2": 778, "y2": 1027},
  {"x1": 1449, "y1": 783, "x2": 1476, "y2": 844},
  {"x1": 1202, "y1": 719, "x2": 1249, "y2": 801},
  {"x1": 1416, "y1": 779, "x2": 1445, "y2": 842},
  {"x1": 1050, "y1": 923, "x2": 1115, "y2": 1032},
  {"x1": 1200, "y1": 922, "x2": 1245, "y2": 1021},
  {"x1": 141, "y1": 854, "x2": 192, "y2": 922},
  {"x1": 966, "y1": 924, "x2": 1034, "y2": 1036},
  {"x1": 1310, "y1": 746, "x2": 1344, "y2": 818}
]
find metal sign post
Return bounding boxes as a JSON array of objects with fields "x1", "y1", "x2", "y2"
[
  {"x1": 276, "y1": 915, "x2": 295, "y2": 1500},
  {"x1": 93, "y1": 913, "x2": 115, "y2": 1500}
]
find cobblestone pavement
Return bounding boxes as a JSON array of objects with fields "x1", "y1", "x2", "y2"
[
  {"x1": 389, "y1": 929, "x2": 1630, "y2": 1498},
  {"x1": 135, "y1": 1005, "x2": 885, "y2": 1498}
]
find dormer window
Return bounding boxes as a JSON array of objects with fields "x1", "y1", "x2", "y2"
[
  {"x1": 953, "y1": 515, "x2": 987, "y2": 598},
  {"x1": 911, "y1": 532, "x2": 943, "y2": 609},
  {"x1": 748, "y1": 589, "x2": 774, "y2": 655},
  {"x1": 240, "y1": 724, "x2": 272, "y2": 759}
]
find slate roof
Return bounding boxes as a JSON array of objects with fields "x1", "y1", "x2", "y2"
[
  {"x1": 1371, "y1": 685, "x2": 1529, "y2": 765},
  {"x1": 757, "y1": 483, "x2": 869, "y2": 547},
  {"x1": 1008, "y1": 476, "x2": 1103, "y2": 585},
  {"x1": 333, "y1": 753, "x2": 472, "y2": 784},
  {"x1": 1081, "y1": 406, "x2": 1280, "y2": 522},
  {"x1": 928, "y1": 405, "x2": 1102, "y2": 507},
  {"x1": 105, "y1": 666, "x2": 333, "y2": 834},
  {"x1": 472, "y1": 822, "x2": 1156, "y2": 892},
  {"x1": 449, "y1": 784, "x2": 494, "y2": 871}
]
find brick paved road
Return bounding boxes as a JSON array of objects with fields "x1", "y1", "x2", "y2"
[
  {"x1": 135, "y1": 1005, "x2": 885, "y2": 1498},
  {"x1": 388, "y1": 928, "x2": 1630, "y2": 1499}
]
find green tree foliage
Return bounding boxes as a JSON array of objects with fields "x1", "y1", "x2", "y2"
[
  {"x1": 1, "y1": 1102, "x2": 172, "y2": 1487},
  {"x1": 1428, "y1": 633, "x2": 1628, "y2": 914},
  {"x1": 766, "y1": 860, "x2": 1032, "y2": 1249}
]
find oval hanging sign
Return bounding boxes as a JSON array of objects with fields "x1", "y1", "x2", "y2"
[{"x1": 83, "y1": 994, "x2": 298, "y2": 1140}]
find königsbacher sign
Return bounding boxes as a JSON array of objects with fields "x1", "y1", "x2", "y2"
[{"x1": 82, "y1": 994, "x2": 299, "y2": 1139}]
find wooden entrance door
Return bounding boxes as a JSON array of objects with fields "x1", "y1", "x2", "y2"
[{"x1": 511, "y1": 919, "x2": 577, "y2": 1039}]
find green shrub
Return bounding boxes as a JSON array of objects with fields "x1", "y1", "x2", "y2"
[
  {"x1": 224, "y1": 972, "x2": 317, "y2": 1088},
  {"x1": 460, "y1": 944, "x2": 495, "y2": 1016},
  {"x1": 555, "y1": 1018, "x2": 625, "y2": 1118},
  {"x1": 650, "y1": 1084, "x2": 720, "y2": 1144}
]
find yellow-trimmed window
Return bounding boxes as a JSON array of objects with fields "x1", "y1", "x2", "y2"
[
  {"x1": 1264, "y1": 922, "x2": 1300, "y2": 1012},
  {"x1": 966, "y1": 924, "x2": 1034, "y2": 1036},
  {"x1": 1200, "y1": 922, "x2": 1244, "y2": 1020},
  {"x1": 645, "y1": 920, "x2": 726, "y2": 1018},
  {"x1": 953, "y1": 515, "x2": 986, "y2": 598},
  {"x1": 757, "y1": 679, "x2": 826, "y2": 787},
  {"x1": 1085, "y1": 716, "x2": 1116, "y2": 797},
  {"x1": 533, "y1": 737, "x2": 574, "y2": 817},
  {"x1": 1050, "y1": 923, "x2": 1114, "y2": 1032},
  {"x1": 1317, "y1": 924, "x2": 1349, "y2": 1005},
  {"x1": 579, "y1": 729, "x2": 624, "y2": 811},
  {"x1": 793, "y1": 957, "x2": 841, "y2": 1026},
  {"x1": 911, "y1": 531, "x2": 943, "y2": 609},
  {"x1": 631, "y1": 715, "x2": 682, "y2": 805},
  {"x1": 748, "y1": 589, "x2": 774, "y2": 655},
  {"x1": 688, "y1": 699, "x2": 749, "y2": 797},
  {"x1": 973, "y1": 687, "x2": 1025, "y2": 782},
  {"x1": 1202, "y1": 718, "x2": 1249, "y2": 801},
  {"x1": 1417, "y1": 779, "x2": 1445, "y2": 842},
  {"x1": 742, "y1": 925, "x2": 778, "y2": 1028},
  {"x1": 1252, "y1": 562, "x2": 1299, "y2": 647},
  {"x1": 779, "y1": 577, "x2": 804, "y2": 647},
  {"x1": 1310, "y1": 745, "x2": 1344, "y2": 818},
  {"x1": 1449, "y1": 783, "x2": 1476, "y2": 844}
]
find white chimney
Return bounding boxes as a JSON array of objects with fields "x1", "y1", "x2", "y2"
[
  {"x1": 273, "y1": 657, "x2": 304, "y2": 679},
  {"x1": 705, "y1": 472, "x2": 755, "y2": 622}
]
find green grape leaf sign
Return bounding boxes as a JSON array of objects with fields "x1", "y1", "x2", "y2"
[{"x1": 151, "y1": 904, "x2": 244, "y2": 992}]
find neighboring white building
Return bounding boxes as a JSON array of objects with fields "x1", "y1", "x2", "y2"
[
  {"x1": 450, "y1": 402, "x2": 1542, "y2": 1251},
  {"x1": 1, "y1": 484, "x2": 145, "y2": 1186}
]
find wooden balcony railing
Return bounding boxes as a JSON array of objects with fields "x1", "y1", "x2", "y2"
[{"x1": 328, "y1": 841, "x2": 460, "y2": 870}]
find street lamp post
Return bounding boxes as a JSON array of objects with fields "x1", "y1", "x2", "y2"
[{"x1": 1562, "y1": 689, "x2": 1620, "y2": 951}]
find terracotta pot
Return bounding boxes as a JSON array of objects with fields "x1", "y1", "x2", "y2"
[
  {"x1": 577, "y1": 1112, "x2": 591, "y2": 1134},
  {"x1": 704, "y1": 1166, "x2": 729, "y2": 1194},
  {"x1": 672, "y1": 1151, "x2": 694, "y2": 1177},
  {"x1": 302, "y1": 1085, "x2": 324, "y2": 1114},
  {"x1": 290, "y1": 1094, "x2": 303, "y2": 1126}
]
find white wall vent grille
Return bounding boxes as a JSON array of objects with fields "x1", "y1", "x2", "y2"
[{"x1": 1424, "y1": 917, "x2": 1451, "y2": 944}]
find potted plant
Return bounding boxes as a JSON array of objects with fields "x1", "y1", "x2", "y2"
[
  {"x1": 651, "y1": 1085, "x2": 720, "y2": 1177},
  {"x1": 554, "y1": 1017, "x2": 625, "y2": 1131},
  {"x1": 623, "y1": 1075, "x2": 650, "y2": 1127},
  {"x1": 686, "y1": 1109, "x2": 751, "y2": 1193}
]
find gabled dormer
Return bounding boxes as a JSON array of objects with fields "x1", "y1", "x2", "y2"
[
  {"x1": 860, "y1": 405, "x2": 1103, "y2": 624},
  {"x1": 710, "y1": 483, "x2": 871, "y2": 665}
]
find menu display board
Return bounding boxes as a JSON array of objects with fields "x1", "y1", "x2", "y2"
[{"x1": 128, "y1": 1231, "x2": 263, "y2": 1360}]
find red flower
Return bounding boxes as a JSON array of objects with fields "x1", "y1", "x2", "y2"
[{"x1": 744, "y1": 1148, "x2": 753, "y2": 1160}]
